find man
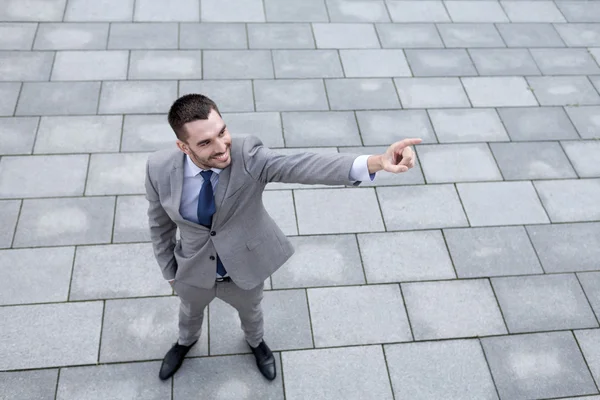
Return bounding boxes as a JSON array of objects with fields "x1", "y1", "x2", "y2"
[{"x1": 145, "y1": 93, "x2": 421, "y2": 381}]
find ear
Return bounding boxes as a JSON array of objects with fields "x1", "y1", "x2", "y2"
[{"x1": 176, "y1": 140, "x2": 189, "y2": 155}]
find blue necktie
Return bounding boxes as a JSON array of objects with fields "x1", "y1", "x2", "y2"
[{"x1": 197, "y1": 170, "x2": 227, "y2": 276}]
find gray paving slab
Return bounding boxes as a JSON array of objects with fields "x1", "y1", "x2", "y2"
[
  {"x1": 52, "y1": 50, "x2": 129, "y2": 81},
  {"x1": 492, "y1": 274, "x2": 598, "y2": 333},
  {"x1": 326, "y1": 78, "x2": 401, "y2": 110},
  {"x1": 498, "y1": 106, "x2": 580, "y2": 141},
  {"x1": 496, "y1": 22, "x2": 566, "y2": 47},
  {"x1": 0, "y1": 247, "x2": 73, "y2": 305},
  {"x1": 340, "y1": 49, "x2": 411, "y2": 78},
  {"x1": 313, "y1": 23, "x2": 380, "y2": 49},
  {"x1": 248, "y1": 23, "x2": 314, "y2": 49},
  {"x1": 555, "y1": 23, "x2": 600, "y2": 47},
  {"x1": 490, "y1": 141, "x2": 578, "y2": 180},
  {"x1": 557, "y1": 1, "x2": 600, "y2": 23},
  {"x1": 405, "y1": 49, "x2": 477, "y2": 77},
  {"x1": 386, "y1": 0, "x2": 450, "y2": 22},
  {"x1": 223, "y1": 112, "x2": 283, "y2": 147},
  {"x1": 445, "y1": 1, "x2": 508, "y2": 23},
  {"x1": 0, "y1": 369, "x2": 58, "y2": 400},
  {"x1": 384, "y1": 340, "x2": 499, "y2": 400},
  {"x1": 327, "y1": 0, "x2": 390, "y2": 22},
  {"x1": 56, "y1": 362, "x2": 170, "y2": 400},
  {"x1": 0, "y1": 51, "x2": 53, "y2": 81},
  {"x1": 575, "y1": 329, "x2": 600, "y2": 389},
  {"x1": 282, "y1": 111, "x2": 361, "y2": 147},
  {"x1": 121, "y1": 114, "x2": 174, "y2": 152},
  {"x1": 429, "y1": 108, "x2": 509, "y2": 143},
  {"x1": 394, "y1": 77, "x2": 471, "y2": 108},
  {"x1": 108, "y1": 23, "x2": 178, "y2": 49},
  {"x1": 262, "y1": 190, "x2": 297, "y2": 235},
  {"x1": 535, "y1": 179, "x2": 600, "y2": 223},
  {"x1": 530, "y1": 48, "x2": 600, "y2": 75},
  {"x1": 469, "y1": 48, "x2": 541, "y2": 76},
  {"x1": 71, "y1": 243, "x2": 170, "y2": 300},
  {"x1": 358, "y1": 230, "x2": 455, "y2": 283},
  {"x1": 444, "y1": 226, "x2": 543, "y2": 278},
  {"x1": 376, "y1": 23, "x2": 444, "y2": 48},
  {"x1": 180, "y1": 80, "x2": 254, "y2": 112},
  {"x1": 98, "y1": 81, "x2": 177, "y2": 114},
  {"x1": 113, "y1": 195, "x2": 152, "y2": 243},
  {"x1": 135, "y1": 0, "x2": 200, "y2": 22},
  {"x1": 482, "y1": 331, "x2": 598, "y2": 400},
  {"x1": 437, "y1": 23, "x2": 505, "y2": 48},
  {"x1": 417, "y1": 143, "x2": 502, "y2": 183},
  {"x1": 0, "y1": 301, "x2": 103, "y2": 370},
  {"x1": 527, "y1": 222, "x2": 600, "y2": 273},
  {"x1": 0, "y1": 0, "x2": 66, "y2": 22},
  {"x1": 201, "y1": 0, "x2": 265, "y2": 22},
  {"x1": 180, "y1": 23, "x2": 246, "y2": 49},
  {"x1": 0, "y1": 82, "x2": 20, "y2": 116},
  {"x1": 264, "y1": 0, "x2": 329, "y2": 22},
  {"x1": 283, "y1": 346, "x2": 393, "y2": 400},
  {"x1": 13, "y1": 196, "x2": 115, "y2": 247},
  {"x1": 377, "y1": 184, "x2": 469, "y2": 230},
  {"x1": 0, "y1": 23, "x2": 38, "y2": 50},
  {"x1": 565, "y1": 106, "x2": 600, "y2": 139},
  {"x1": 273, "y1": 50, "x2": 343, "y2": 79},
  {"x1": 35, "y1": 23, "x2": 109, "y2": 50},
  {"x1": 65, "y1": 0, "x2": 134, "y2": 21},
  {"x1": 0, "y1": 199, "x2": 19, "y2": 248},
  {"x1": 0, "y1": 117, "x2": 38, "y2": 155},
  {"x1": 590, "y1": 75, "x2": 600, "y2": 93},
  {"x1": 356, "y1": 110, "x2": 438, "y2": 145},
  {"x1": 16, "y1": 82, "x2": 101, "y2": 116},
  {"x1": 86, "y1": 152, "x2": 149, "y2": 195},
  {"x1": 174, "y1": 354, "x2": 284, "y2": 399},
  {"x1": 562, "y1": 140, "x2": 600, "y2": 177},
  {"x1": 501, "y1": 0, "x2": 566, "y2": 23},
  {"x1": 129, "y1": 50, "x2": 203, "y2": 80},
  {"x1": 254, "y1": 79, "x2": 329, "y2": 111},
  {"x1": 457, "y1": 181, "x2": 550, "y2": 226},
  {"x1": 402, "y1": 279, "x2": 507, "y2": 340},
  {"x1": 271, "y1": 234, "x2": 365, "y2": 289},
  {"x1": 463, "y1": 77, "x2": 538, "y2": 107}
]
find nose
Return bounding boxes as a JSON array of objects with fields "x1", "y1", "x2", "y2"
[{"x1": 215, "y1": 138, "x2": 227, "y2": 153}]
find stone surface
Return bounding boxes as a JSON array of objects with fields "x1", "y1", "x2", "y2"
[
  {"x1": 65, "y1": 0, "x2": 134, "y2": 21},
  {"x1": 498, "y1": 107, "x2": 579, "y2": 141},
  {"x1": 0, "y1": 200, "x2": 20, "y2": 248},
  {"x1": 405, "y1": 49, "x2": 477, "y2": 77},
  {"x1": 575, "y1": 329, "x2": 600, "y2": 389},
  {"x1": 340, "y1": 49, "x2": 411, "y2": 77},
  {"x1": 52, "y1": 50, "x2": 129, "y2": 81},
  {"x1": 108, "y1": 23, "x2": 178, "y2": 49},
  {"x1": 463, "y1": 77, "x2": 538, "y2": 107},
  {"x1": 0, "y1": 117, "x2": 38, "y2": 155},
  {"x1": 262, "y1": 190, "x2": 297, "y2": 235},
  {"x1": 326, "y1": 0, "x2": 389, "y2": 22},
  {"x1": 445, "y1": 1, "x2": 508, "y2": 23},
  {"x1": 282, "y1": 111, "x2": 360, "y2": 147},
  {"x1": 565, "y1": 106, "x2": 600, "y2": 139},
  {"x1": 535, "y1": 179, "x2": 600, "y2": 223},
  {"x1": 313, "y1": 23, "x2": 380, "y2": 48},
  {"x1": 248, "y1": 23, "x2": 314, "y2": 49},
  {"x1": 356, "y1": 110, "x2": 437, "y2": 145},
  {"x1": 395, "y1": 77, "x2": 470, "y2": 108},
  {"x1": 135, "y1": 0, "x2": 200, "y2": 22},
  {"x1": 98, "y1": 81, "x2": 177, "y2": 114},
  {"x1": 527, "y1": 76, "x2": 600, "y2": 106},
  {"x1": 555, "y1": 23, "x2": 600, "y2": 47},
  {"x1": 562, "y1": 140, "x2": 600, "y2": 177},
  {"x1": 0, "y1": 0, "x2": 66, "y2": 22},
  {"x1": 180, "y1": 23, "x2": 246, "y2": 49},
  {"x1": 86, "y1": 153, "x2": 149, "y2": 195},
  {"x1": 201, "y1": 0, "x2": 265, "y2": 22},
  {"x1": 223, "y1": 112, "x2": 283, "y2": 147},
  {"x1": 376, "y1": 23, "x2": 444, "y2": 48},
  {"x1": 254, "y1": 79, "x2": 329, "y2": 111},
  {"x1": 35, "y1": 23, "x2": 109, "y2": 50},
  {"x1": 429, "y1": 108, "x2": 509, "y2": 143},
  {"x1": 264, "y1": 0, "x2": 329, "y2": 22},
  {"x1": 0, "y1": 369, "x2": 58, "y2": 400},
  {"x1": 113, "y1": 195, "x2": 152, "y2": 243},
  {"x1": 129, "y1": 50, "x2": 202, "y2": 79},
  {"x1": 121, "y1": 114, "x2": 174, "y2": 152},
  {"x1": 0, "y1": 82, "x2": 20, "y2": 116},
  {"x1": 386, "y1": 1, "x2": 450, "y2": 22},
  {"x1": 0, "y1": 23, "x2": 38, "y2": 50},
  {"x1": 496, "y1": 22, "x2": 566, "y2": 47},
  {"x1": 502, "y1": 1, "x2": 565, "y2": 23},
  {"x1": 326, "y1": 78, "x2": 401, "y2": 110},
  {"x1": 180, "y1": 80, "x2": 254, "y2": 112},
  {"x1": 578, "y1": 273, "x2": 600, "y2": 321},
  {"x1": 469, "y1": 48, "x2": 541, "y2": 76},
  {"x1": 17, "y1": 82, "x2": 100, "y2": 116},
  {"x1": 203, "y1": 50, "x2": 273, "y2": 79},
  {"x1": 437, "y1": 23, "x2": 505, "y2": 48},
  {"x1": 531, "y1": 48, "x2": 600, "y2": 75},
  {"x1": 273, "y1": 50, "x2": 343, "y2": 79}
]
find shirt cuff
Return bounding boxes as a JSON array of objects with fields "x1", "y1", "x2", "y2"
[{"x1": 349, "y1": 155, "x2": 376, "y2": 182}]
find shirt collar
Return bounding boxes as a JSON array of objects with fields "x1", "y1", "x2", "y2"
[{"x1": 184, "y1": 154, "x2": 222, "y2": 178}]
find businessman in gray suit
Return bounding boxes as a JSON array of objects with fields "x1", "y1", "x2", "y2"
[{"x1": 145, "y1": 93, "x2": 421, "y2": 381}]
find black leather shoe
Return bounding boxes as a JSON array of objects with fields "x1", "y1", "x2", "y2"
[
  {"x1": 158, "y1": 340, "x2": 197, "y2": 380},
  {"x1": 249, "y1": 340, "x2": 276, "y2": 381}
]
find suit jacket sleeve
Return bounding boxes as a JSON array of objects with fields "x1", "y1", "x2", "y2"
[
  {"x1": 145, "y1": 160, "x2": 178, "y2": 280},
  {"x1": 242, "y1": 135, "x2": 361, "y2": 186}
]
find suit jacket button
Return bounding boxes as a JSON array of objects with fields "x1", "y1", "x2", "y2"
[
  {"x1": 209, "y1": 256, "x2": 215, "y2": 260},
  {"x1": 210, "y1": 231, "x2": 216, "y2": 236}
]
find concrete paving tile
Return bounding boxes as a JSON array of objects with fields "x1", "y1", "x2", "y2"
[
  {"x1": 121, "y1": 114, "x2": 174, "y2": 151},
  {"x1": 490, "y1": 141, "x2": 577, "y2": 180},
  {"x1": 0, "y1": 0, "x2": 67, "y2": 21},
  {"x1": 56, "y1": 362, "x2": 169, "y2": 400},
  {"x1": 100, "y1": 296, "x2": 208, "y2": 362},
  {"x1": 180, "y1": 23, "x2": 247, "y2": 49},
  {"x1": 527, "y1": 222, "x2": 600, "y2": 273},
  {"x1": 35, "y1": 115, "x2": 122, "y2": 154},
  {"x1": 99, "y1": 81, "x2": 177, "y2": 114},
  {"x1": 535, "y1": 179, "x2": 600, "y2": 223},
  {"x1": 108, "y1": 23, "x2": 178, "y2": 49},
  {"x1": 313, "y1": 23, "x2": 380, "y2": 49},
  {"x1": 264, "y1": 0, "x2": 328, "y2": 22},
  {"x1": 113, "y1": 195, "x2": 152, "y2": 243},
  {"x1": 135, "y1": 0, "x2": 199, "y2": 22},
  {"x1": 405, "y1": 49, "x2": 477, "y2": 77},
  {"x1": 0, "y1": 51, "x2": 54, "y2": 81},
  {"x1": 204, "y1": 50, "x2": 273, "y2": 79},
  {"x1": 295, "y1": 188, "x2": 385, "y2": 234},
  {"x1": 340, "y1": 49, "x2": 411, "y2": 77},
  {"x1": 174, "y1": 354, "x2": 283, "y2": 399},
  {"x1": 0, "y1": 369, "x2": 58, "y2": 400},
  {"x1": 0, "y1": 154, "x2": 88, "y2": 198},
  {"x1": 52, "y1": 50, "x2": 129, "y2": 81},
  {"x1": 0, "y1": 200, "x2": 19, "y2": 248},
  {"x1": 326, "y1": 78, "x2": 401, "y2": 110},
  {"x1": 248, "y1": 23, "x2": 314, "y2": 49},
  {"x1": 482, "y1": 331, "x2": 598, "y2": 399},
  {"x1": 385, "y1": 340, "x2": 499, "y2": 400},
  {"x1": 308, "y1": 284, "x2": 412, "y2": 346},
  {"x1": 437, "y1": 23, "x2": 505, "y2": 48},
  {"x1": 377, "y1": 184, "x2": 468, "y2": 230},
  {"x1": 386, "y1": 1, "x2": 450, "y2": 22},
  {"x1": 565, "y1": 106, "x2": 600, "y2": 139},
  {"x1": 445, "y1": 226, "x2": 543, "y2": 278},
  {"x1": 501, "y1": 0, "x2": 566, "y2": 22},
  {"x1": 180, "y1": 80, "x2": 253, "y2": 112},
  {"x1": 496, "y1": 22, "x2": 566, "y2": 47},
  {"x1": 65, "y1": 0, "x2": 134, "y2": 21},
  {"x1": 402, "y1": 279, "x2": 507, "y2": 340},
  {"x1": 358, "y1": 231, "x2": 455, "y2": 283},
  {"x1": 590, "y1": 75, "x2": 600, "y2": 93},
  {"x1": 418, "y1": 143, "x2": 502, "y2": 183},
  {"x1": 457, "y1": 182, "x2": 550, "y2": 226},
  {"x1": 530, "y1": 48, "x2": 600, "y2": 75},
  {"x1": 326, "y1": 0, "x2": 390, "y2": 22},
  {"x1": 0, "y1": 247, "x2": 73, "y2": 305},
  {"x1": 575, "y1": 329, "x2": 600, "y2": 389},
  {"x1": 554, "y1": 23, "x2": 600, "y2": 47},
  {"x1": 429, "y1": 108, "x2": 508, "y2": 143},
  {"x1": 463, "y1": 77, "x2": 538, "y2": 107},
  {"x1": 0, "y1": 83, "x2": 23, "y2": 115},
  {"x1": 71, "y1": 243, "x2": 170, "y2": 300},
  {"x1": 376, "y1": 23, "x2": 444, "y2": 48},
  {"x1": 17, "y1": 82, "x2": 100, "y2": 116},
  {"x1": 445, "y1": 1, "x2": 509, "y2": 23},
  {"x1": 557, "y1": 1, "x2": 600, "y2": 22},
  {"x1": 262, "y1": 190, "x2": 297, "y2": 235},
  {"x1": 579, "y1": 272, "x2": 600, "y2": 321},
  {"x1": 498, "y1": 106, "x2": 579, "y2": 141},
  {"x1": 493, "y1": 274, "x2": 598, "y2": 333},
  {"x1": 273, "y1": 50, "x2": 343, "y2": 78},
  {"x1": 0, "y1": 23, "x2": 38, "y2": 50},
  {"x1": 201, "y1": 0, "x2": 265, "y2": 22},
  {"x1": 469, "y1": 48, "x2": 541, "y2": 76},
  {"x1": 562, "y1": 140, "x2": 600, "y2": 177},
  {"x1": 283, "y1": 346, "x2": 393, "y2": 400},
  {"x1": 254, "y1": 79, "x2": 329, "y2": 111},
  {"x1": 271, "y1": 234, "x2": 365, "y2": 289},
  {"x1": 282, "y1": 111, "x2": 361, "y2": 147},
  {"x1": 14, "y1": 196, "x2": 115, "y2": 247},
  {"x1": 222, "y1": 112, "x2": 283, "y2": 147},
  {"x1": 356, "y1": 110, "x2": 437, "y2": 145},
  {"x1": 395, "y1": 77, "x2": 470, "y2": 108},
  {"x1": 0, "y1": 117, "x2": 38, "y2": 155},
  {"x1": 86, "y1": 152, "x2": 149, "y2": 195},
  {"x1": 129, "y1": 50, "x2": 202, "y2": 79},
  {"x1": 35, "y1": 23, "x2": 109, "y2": 50},
  {"x1": 0, "y1": 301, "x2": 103, "y2": 370}
]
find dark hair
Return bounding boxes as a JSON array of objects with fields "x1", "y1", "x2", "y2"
[{"x1": 167, "y1": 94, "x2": 221, "y2": 141}]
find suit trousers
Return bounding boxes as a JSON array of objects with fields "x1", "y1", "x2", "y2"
[{"x1": 173, "y1": 279, "x2": 264, "y2": 348}]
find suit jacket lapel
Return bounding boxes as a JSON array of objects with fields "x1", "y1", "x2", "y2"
[
  {"x1": 213, "y1": 164, "x2": 231, "y2": 226},
  {"x1": 169, "y1": 152, "x2": 197, "y2": 226}
]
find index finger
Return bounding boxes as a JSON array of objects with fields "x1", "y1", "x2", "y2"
[{"x1": 394, "y1": 138, "x2": 422, "y2": 151}]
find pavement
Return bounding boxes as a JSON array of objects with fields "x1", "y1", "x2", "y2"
[{"x1": 1, "y1": 0, "x2": 600, "y2": 399}]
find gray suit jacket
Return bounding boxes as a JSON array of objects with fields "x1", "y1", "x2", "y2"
[{"x1": 145, "y1": 135, "x2": 360, "y2": 290}]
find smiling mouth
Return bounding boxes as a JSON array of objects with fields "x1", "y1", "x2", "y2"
[{"x1": 212, "y1": 150, "x2": 229, "y2": 161}]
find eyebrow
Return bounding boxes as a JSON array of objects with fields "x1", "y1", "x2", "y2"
[{"x1": 196, "y1": 124, "x2": 227, "y2": 146}]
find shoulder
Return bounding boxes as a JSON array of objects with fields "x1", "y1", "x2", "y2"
[{"x1": 148, "y1": 147, "x2": 180, "y2": 167}]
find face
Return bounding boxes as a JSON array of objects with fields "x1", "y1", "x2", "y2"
[{"x1": 176, "y1": 109, "x2": 232, "y2": 170}]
